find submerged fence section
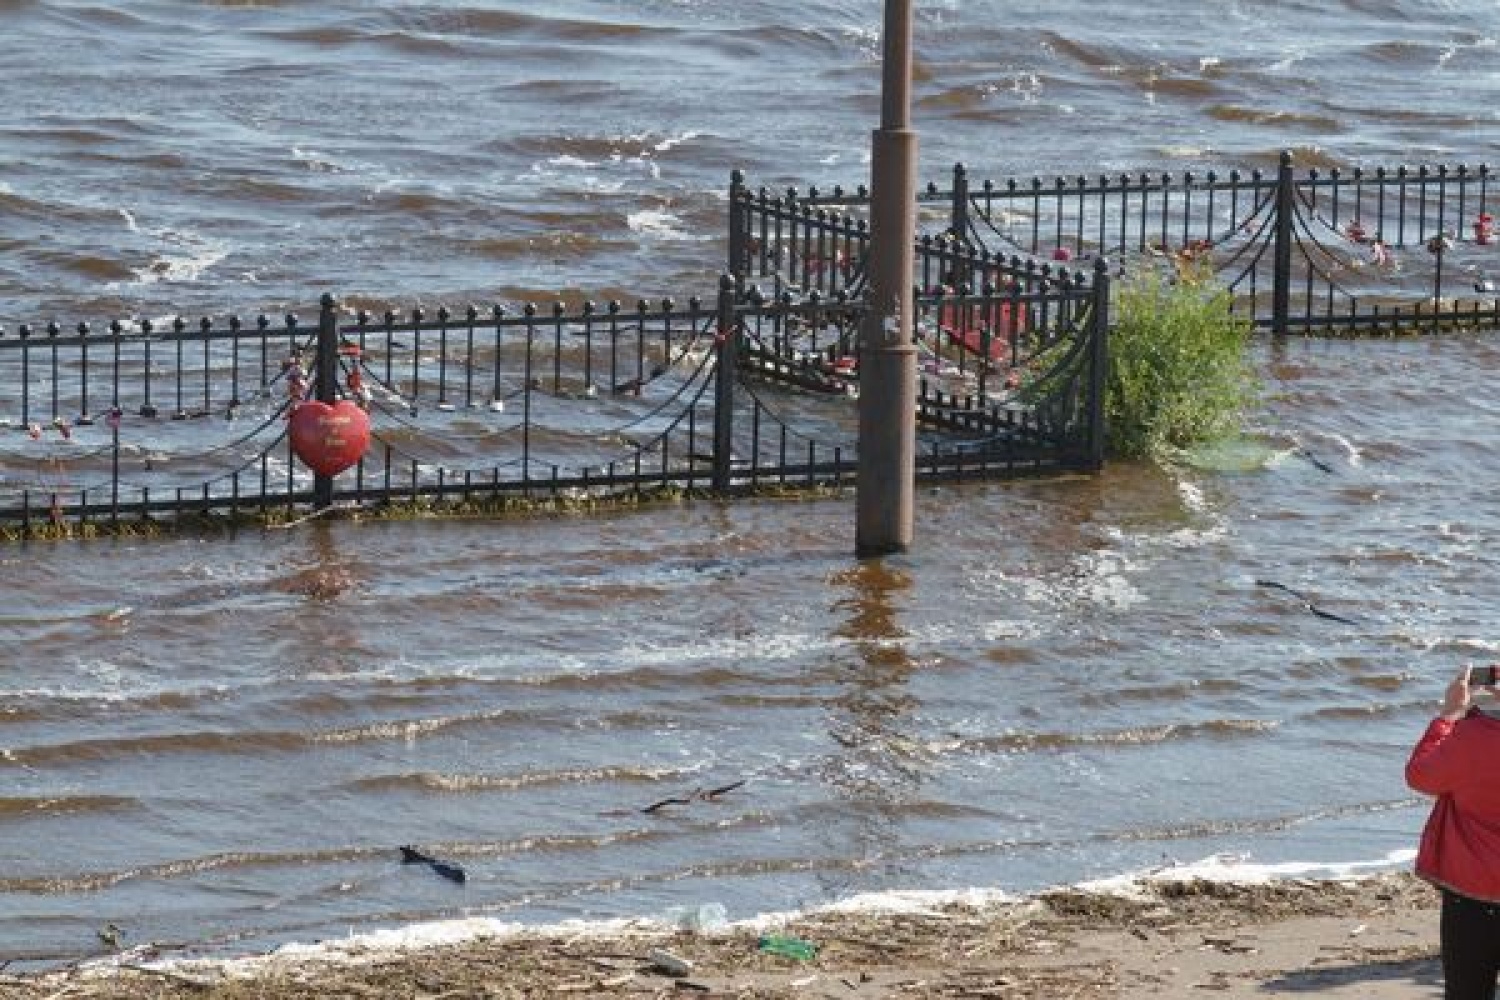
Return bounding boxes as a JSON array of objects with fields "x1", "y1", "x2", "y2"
[
  {"x1": 737, "y1": 152, "x2": 1500, "y2": 335},
  {"x1": 26, "y1": 144, "x2": 1487, "y2": 532},
  {"x1": 0, "y1": 272, "x2": 1108, "y2": 530}
]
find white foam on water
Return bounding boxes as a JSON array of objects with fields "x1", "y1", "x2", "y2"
[
  {"x1": 0, "y1": 665, "x2": 265, "y2": 706},
  {"x1": 524, "y1": 159, "x2": 627, "y2": 194},
  {"x1": 611, "y1": 629, "x2": 838, "y2": 670},
  {"x1": 1010, "y1": 72, "x2": 1043, "y2": 102},
  {"x1": 308, "y1": 609, "x2": 1046, "y2": 690},
  {"x1": 1158, "y1": 144, "x2": 1213, "y2": 158},
  {"x1": 134, "y1": 240, "x2": 229, "y2": 285},
  {"x1": 1177, "y1": 480, "x2": 1208, "y2": 512},
  {"x1": 119, "y1": 915, "x2": 653, "y2": 980},
  {"x1": 627, "y1": 209, "x2": 709, "y2": 241},
  {"x1": 291, "y1": 146, "x2": 344, "y2": 173},
  {"x1": 1324, "y1": 431, "x2": 1363, "y2": 467},
  {"x1": 752, "y1": 886, "x2": 1017, "y2": 926},
  {"x1": 1069, "y1": 549, "x2": 1148, "y2": 611},
  {"x1": 97, "y1": 849, "x2": 1419, "y2": 981},
  {"x1": 1078, "y1": 848, "x2": 1418, "y2": 895},
  {"x1": 983, "y1": 544, "x2": 1147, "y2": 614},
  {"x1": 650, "y1": 131, "x2": 700, "y2": 153},
  {"x1": 113, "y1": 210, "x2": 229, "y2": 285},
  {"x1": 1267, "y1": 46, "x2": 1310, "y2": 73},
  {"x1": 978, "y1": 619, "x2": 1044, "y2": 642}
]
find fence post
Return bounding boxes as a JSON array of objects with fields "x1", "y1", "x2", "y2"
[
  {"x1": 711, "y1": 275, "x2": 738, "y2": 493},
  {"x1": 1271, "y1": 149, "x2": 1294, "y2": 336},
  {"x1": 728, "y1": 170, "x2": 747, "y2": 287},
  {"x1": 313, "y1": 292, "x2": 338, "y2": 509},
  {"x1": 1088, "y1": 258, "x2": 1111, "y2": 469},
  {"x1": 950, "y1": 162, "x2": 969, "y2": 241}
]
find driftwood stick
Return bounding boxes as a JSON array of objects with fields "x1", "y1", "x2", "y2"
[
  {"x1": 699, "y1": 779, "x2": 746, "y2": 800},
  {"x1": 269, "y1": 502, "x2": 366, "y2": 531},
  {"x1": 398, "y1": 845, "x2": 467, "y2": 884},
  {"x1": 1254, "y1": 579, "x2": 1358, "y2": 626},
  {"x1": 643, "y1": 778, "x2": 746, "y2": 813}
]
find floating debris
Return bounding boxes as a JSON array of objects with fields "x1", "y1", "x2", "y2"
[
  {"x1": 1254, "y1": 580, "x2": 1358, "y2": 626},
  {"x1": 96, "y1": 922, "x2": 123, "y2": 951},
  {"x1": 646, "y1": 948, "x2": 693, "y2": 977},
  {"x1": 642, "y1": 779, "x2": 746, "y2": 815},
  {"x1": 398, "y1": 845, "x2": 467, "y2": 884}
]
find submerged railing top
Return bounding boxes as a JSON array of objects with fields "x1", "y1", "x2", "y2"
[
  {"x1": 733, "y1": 151, "x2": 1500, "y2": 334},
  {"x1": 0, "y1": 272, "x2": 1109, "y2": 533}
]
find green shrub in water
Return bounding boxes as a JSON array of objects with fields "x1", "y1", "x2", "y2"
[{"x1": 1106, "y1": 261, "x2": 1258, "y2": 460}]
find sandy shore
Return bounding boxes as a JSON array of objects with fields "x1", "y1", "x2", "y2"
[{"x1": 0, "y1": 871, "x2": 1444, "y2": 999}]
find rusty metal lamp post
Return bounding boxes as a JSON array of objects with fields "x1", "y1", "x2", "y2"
[{"x1": 856, "y1": 0, "x2": 918, "y2": 557}]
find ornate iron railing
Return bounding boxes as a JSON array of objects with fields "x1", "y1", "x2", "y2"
[
  {"x1": 0, "y1": 272, "x2": 1107, "y2": 532},
  {"x1": 752, "y1": 151, "x2": 1500, "y2": 335}
]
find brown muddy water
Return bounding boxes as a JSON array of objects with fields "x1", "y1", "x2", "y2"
[{"x1": 3, "y1": 0, "x2": 1499, "y2": 967}]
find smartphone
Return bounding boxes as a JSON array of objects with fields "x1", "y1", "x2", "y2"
[{"x1": 1469, "y1": 665, "x2": 1499, "y2": 687}]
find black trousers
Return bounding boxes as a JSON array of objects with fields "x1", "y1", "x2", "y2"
[{"x1": 1442, "y1": 889, "x2": 1500, "y2": 999}]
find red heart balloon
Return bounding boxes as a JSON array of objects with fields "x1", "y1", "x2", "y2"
[{"x1": 289, "y1": 399, "x2": 371, "y2": 477}]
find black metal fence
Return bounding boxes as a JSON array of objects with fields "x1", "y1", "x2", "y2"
[
  {"x1": 20, "y1": 146, "x2": 1489, "y2": 534},
  {"x1": 0, "y1": 272, "x2": 1107, "y2": 531},
  {"x1": 741, "y1": 151, "x2": 1500, "y2": 334}
]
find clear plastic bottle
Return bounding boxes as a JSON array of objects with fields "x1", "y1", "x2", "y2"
[{"x1": 663, "y1": 902, "x2": 729, "y2": 932}]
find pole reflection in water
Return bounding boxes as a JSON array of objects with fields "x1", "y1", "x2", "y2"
[
  {"x1": 270, "y1": 520, "x2": 368, "y2": 676},
  {"x1": 816, "y1": 560, "x2": 930, "y2": 888}
]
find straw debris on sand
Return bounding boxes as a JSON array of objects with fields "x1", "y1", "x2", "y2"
[{"x1": 0, "y1": 871, "x2": 1441, "y2": 999}]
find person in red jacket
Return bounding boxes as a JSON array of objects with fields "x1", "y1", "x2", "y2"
[{"x1": 1406, "y1": 663, "x2": 1500, "y2": 999}]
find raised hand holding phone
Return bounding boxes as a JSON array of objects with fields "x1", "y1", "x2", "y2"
[
  {"x1": 1441, "y1": 665, "x2": 1475, "y2": 722},
  {"x1": 1467, "y1": 664, "x2": 1500, "y2": 688}
]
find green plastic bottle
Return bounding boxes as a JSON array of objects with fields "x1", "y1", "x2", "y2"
[{"x1": 757, "y1": 933, "x2": 818, "y2": 961}]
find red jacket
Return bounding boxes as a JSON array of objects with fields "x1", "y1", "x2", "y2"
[{"x1": 1406, "y1": 709, "x2": 1500, "y2": 903}]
